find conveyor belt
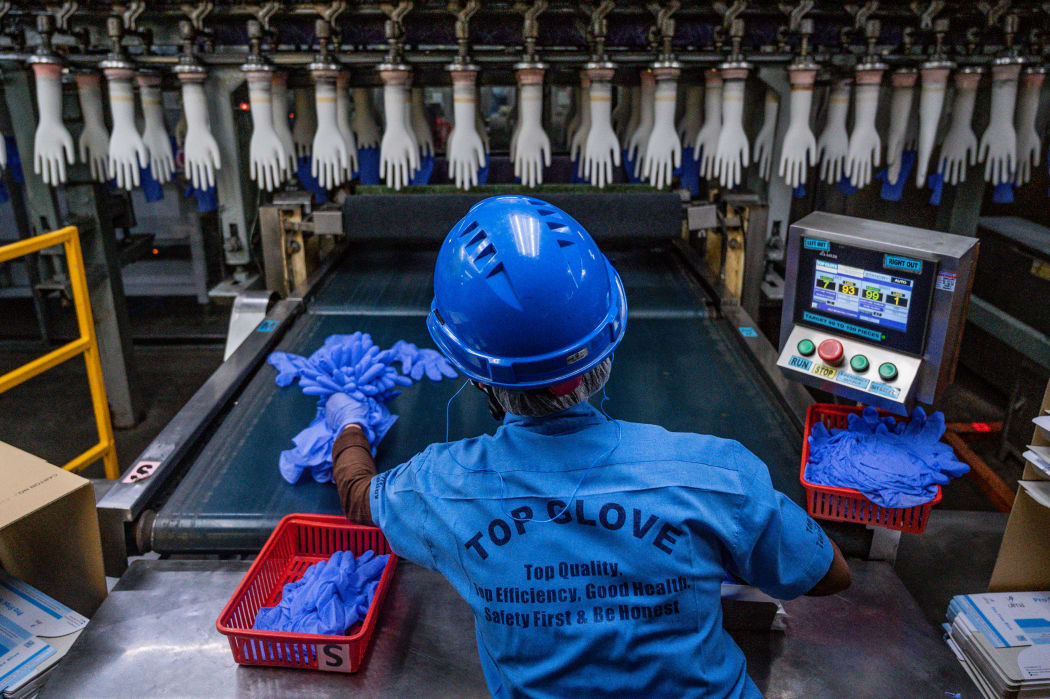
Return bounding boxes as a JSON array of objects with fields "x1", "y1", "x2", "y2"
[{"x1": 152, "y1": 246, "x2": 804, "y2": 553}]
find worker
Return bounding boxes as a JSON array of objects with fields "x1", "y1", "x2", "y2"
[{"x1": 329, "y1": 195, "x2": 851, "y2": 697}]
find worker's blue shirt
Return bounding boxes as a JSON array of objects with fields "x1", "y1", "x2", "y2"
[{"x1": 371, "y1": 402, "x2": 834, "y2": 698}]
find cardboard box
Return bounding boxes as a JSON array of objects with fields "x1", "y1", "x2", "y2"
[{"x1": 0, "y1": 441, "x2": 106, "y2": 617}]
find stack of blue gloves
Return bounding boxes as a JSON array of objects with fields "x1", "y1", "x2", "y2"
[
  {"x1": 806, "y1": 406, "x2": 969, "y2": 508},
  {"x1": 253, "y1": 550, "x2": 389, "y2": 636},
  {"x1": 268, "y1": 332, "x2": 457, "y2": 484}
]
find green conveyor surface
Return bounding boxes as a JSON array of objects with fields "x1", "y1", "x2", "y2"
[{"x1": 152, "y1": 246, "x2": 803, "y2": 553}]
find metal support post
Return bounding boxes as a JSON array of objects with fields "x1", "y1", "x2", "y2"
[
  {"x1": 65, "y1": 183, "x2": 143, "y2": 429},
  {"x1": 207, "y1": 67, "x2": 258, "y2": 298}
]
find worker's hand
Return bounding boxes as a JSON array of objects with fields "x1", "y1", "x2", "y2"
[{"x1": 325, "y1": 392, "x2": 371, "y2": 434}]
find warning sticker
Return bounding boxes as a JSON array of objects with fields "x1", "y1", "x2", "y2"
[{"x1": 936, "y1": 272, "x2": 956, "y2": 292}]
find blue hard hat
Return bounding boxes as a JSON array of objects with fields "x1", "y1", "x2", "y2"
[{"x1": 427, "y1": 195, "x2": 627, "y2": 389}]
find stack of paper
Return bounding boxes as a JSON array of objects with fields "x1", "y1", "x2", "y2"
[
  {"x1": 0, "y1": 572, "x2": 87, "y2": 699},
  {"x1": 944, "y1": 591, "x2": 1050, "y2": 698}
]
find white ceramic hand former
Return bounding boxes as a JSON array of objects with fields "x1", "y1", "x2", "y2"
[
  {"x1": 378, "y1": 72, "x2": 418, "y2": 191},
  {"x1": 565, "y1": 87, "x2": 583, "y2": 153},
  {"x1": 884, "y1": 70, "x2": 917, "y2": 185},
  {"x1": 818, "y1": 78, "x2": 850, "y2": 184},
  {"x1": 292, "y1": 88, "x2": 315, "y2": 159},
  {"x1": 137, "y1": 74, "x2": 175, "y2": 184},
  {"x1": 0, "y1": 130, "x2": 6, "y2": 171},
  {"x1": 1014, "y1": 69, "x2": 1044, "y2": 185},
  {"x1": 752, "y1": 89, "x2": 778, "y2": 181},
  {"x1": 447, "y1": 73, "x2": 486, "y2": 190},
  {"x1": 676, "y1": 85, "x2": 703, "y2": 149},
  {"x1": 642, "y1": 70, "x2": 681, "y2": 189},
  {"x1": 311, "y1": 73, "x2": 350, "y2": 189},
  {"x1": 351, "y1": 88, "x2": 382, "y2": 149},
  {"x1": 512, "y1": 70, "x2": 550, "y2": 187},
  {"x1": 845, "y1": 68, "x2": 883, "y2": 189},
  {"x1": 75, "y1": 73, "x2": 109, "y2": 182},
  {"x1": 270, "y1": 73, "x2": 298, "y2": 178},
  {"x1": 336, "y1": 73, "x2": 360, "y2": 178},
  {"x1": 584, "y1": 72, "x2": 622, "y2": 189},
  {"x1": 570, "y1": 76, "x2": 592, "y2": 165},
  {"x1": 612, "y1": 86, "x2": 632, "y2": 140},
  {"x1": 475, "y1": 101, "x2": 489, "y2": 156},
  {"x1": 980, "y1": 63, "x2": 1022, "y2": 185},
  {"x1": 714, "y1": 69, "x2": 749, "y2": 188},
  {"x1": 245, "y1": 72, "x2": 289, "y2": 192},
  {"x1": 32, "y1": 63, "x2": 75, "y2": 186},
  {"x1": 179, "y1": 77, "x2": 221, "y2": 190},
  {"x1": 693, "y1": 70, "x2": 723, "y2": 179},
  {"x1": 938, "y1": 71, "x2": 980, "y2": 185},
  {"x1": 410, "y1": 87, "x2": 434, "y2": 159},
  {"x1": 779, "y1": 69, "x2": 817, "y2": 188},
  {"x1": 621, "y1": 86, "x2": 641, "y2": 144},
  {"x1": 104, "y1": 68, "x2": 148, "y2": 190},
  {"x1": 626, "y1": 72, "x2": 656, "y2": 178},
  {"x1": 914, "y1": 64, "x2": 951, "y2": 185}
]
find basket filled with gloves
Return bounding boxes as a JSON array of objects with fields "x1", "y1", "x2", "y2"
[
  {"x1": 216, "y1": 514, "x2": 397, "y2": 672},
  {"x1": 800, "y1": 403, "x2": 969, "y2": 534}
]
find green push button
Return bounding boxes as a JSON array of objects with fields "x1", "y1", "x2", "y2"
[
  {"x1": 850, "y1": 355, "x2": 869, "y2": 373},
  {"x1": 878, "y1": 362, "x2": 898, "y2": 382},
  {"x1": 797, "y1": 339, "x2": 816, "y2": 356}
]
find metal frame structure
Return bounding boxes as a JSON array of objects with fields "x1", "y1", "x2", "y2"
[{"x1": 0, "y1": 225, "x2": 118, "y2": 478}]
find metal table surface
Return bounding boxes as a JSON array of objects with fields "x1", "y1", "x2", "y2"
[
  {"x1": 40, "y1": 559, "x2": 975, "y2": 698},
  {"x1": 152, "y1": 246, "x2": 805, "y2": 554}
]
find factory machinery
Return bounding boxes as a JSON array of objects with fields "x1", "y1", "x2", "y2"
[{"x1": 0, "y1": 0, "x2": 1042, "y2": 695}]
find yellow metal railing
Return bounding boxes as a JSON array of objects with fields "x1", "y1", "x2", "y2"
[{"x1": 0, "y1": 226, "x2": 118, "y2": 478}]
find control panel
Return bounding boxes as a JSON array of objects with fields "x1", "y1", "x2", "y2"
[{"x1": 778, "y1": 212, "x2": 978, "y2": 414}]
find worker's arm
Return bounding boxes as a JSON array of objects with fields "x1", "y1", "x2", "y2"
[
  {"x1": 331, "y1": 424, "x2": 376, "y2": 525},
  {"x1": 805, "y1": 538, "x2": 851, "y2": 596}
]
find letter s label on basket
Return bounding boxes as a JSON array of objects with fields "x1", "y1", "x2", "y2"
[{"x1": 317, "y1": 643, "x2": 351, "y2": 672}]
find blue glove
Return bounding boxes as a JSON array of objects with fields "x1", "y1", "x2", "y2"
[
  {"x1": 140, "y1": 165, "x2": 165, "y2": 202},
  {"x1": 927, "y1": 170, "x2": 945, "y2": 205},
  {"x1": 478, "y1": 153, "x2": 490, "y2": 185},
  {"x1": 357, "y1": 147, "x2": 381, "y2": 185},
  {"x1": 253, "y1": 550, "x2": 390, "y2": 638},
  {"x1": 837, "y1": 176, "x2": 858, "y2": 195},
  {"x1": 874, "y1": 150, "x2": 915, "y2": 202},
  {"x1": 806, "y1": 406, "x2": 968, "y2": 508},
  {"x1": 411, "y1": 153, "x2": 434, "y2": 185},
  {"x1": 993, "y1": 181, "x2": 1014, "y2": 204},
  {"x1": 324, "y1": 392, "x2": 398, "y2": 450},
  {"x1": 793, "y1": 184, "x2": 806, "y2": 199},
  {"x1": 679, "y1": 146, "x2": 701, "y2": 197},
  {"x1": 389, "y1": 341, "x2": 458, "y2": 381}
]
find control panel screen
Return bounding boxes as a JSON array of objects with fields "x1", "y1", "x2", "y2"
[{"x1": 794, "y1": 237, "x2": 937, "y2": 356}]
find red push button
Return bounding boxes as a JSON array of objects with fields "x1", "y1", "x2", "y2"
[{"x1": 817, "y1": 339, "x2": 844, "y2": 365}]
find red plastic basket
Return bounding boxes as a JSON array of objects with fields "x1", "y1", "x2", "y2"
[
  {"x1": 215, "y1": 514, "x2": 398, "y2": 673},
  {"x1": 800, "y1": 403, "x2": 942, "y2": 534}
]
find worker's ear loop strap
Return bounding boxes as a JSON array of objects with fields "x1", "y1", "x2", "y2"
[{"x1": 444, "y1": 370, "x2": 623, "y2": 524}]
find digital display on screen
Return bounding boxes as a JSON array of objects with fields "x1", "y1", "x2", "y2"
[
  {"x1": 794, "y1": 237, "x2": 937, "y2": 356},
  {"x1": 811, "y1": 259, "x2": 914, "y2": 332}
]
